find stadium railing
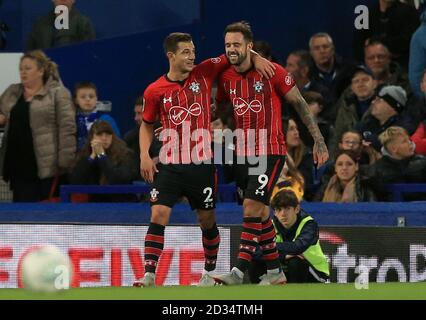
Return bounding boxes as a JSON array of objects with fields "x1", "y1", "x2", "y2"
[
  {"x1": 384, "y1": 184, "x2": 426, "y2": 202},
  {"x1": 59, "y1": 183, "x2": 426, "y2": 203},
  {"x1": 59, "y1": 183, "x2": 238, "y2": 203}
]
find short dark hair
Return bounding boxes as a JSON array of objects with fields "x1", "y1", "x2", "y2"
[
  {"x1": 270, "y1": 189, "x2": 300, "y2": 210},
  {"x1": 289, "y1": 50, "x2": 312, "y2": 69},
  {"x1": 224, "y1": 21, "x2": 253, "y2": 42},
  {"x1": 334, "y1": 149, "x2": 360, "y2": 164},
  {"x1": 253, "y1": 40, "x2": 271, "y2": 58},
  {"x1": 340, "y1": 130, "x2": 362, "y2": 143},
  {"x1": 163, "y1": 32, "x2": 193, "y2": 55},
  {"x1": 135, "y1": 95, "x2": 144, "y2": 106},
  {"x1": 74, "y1": 81, "x2": 97, "y2": 96},
  {"x1": 303, "y1": 91, "x2": 324, "y2": 106},
  {"x1": 364, "y1": 37, "x2": 390, "y2": 54}
]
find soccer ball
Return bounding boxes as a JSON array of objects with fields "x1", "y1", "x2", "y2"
[{"x1": 21, "y1": 245, "x2": 73, "y2": 292}]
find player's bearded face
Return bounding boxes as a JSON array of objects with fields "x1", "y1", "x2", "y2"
[
  {"x1": 225, "y1": 33, "x2": 250, "y2": 66},
  {"x1": 227, "y1": 47, "x2": 248, "y2": 66}
]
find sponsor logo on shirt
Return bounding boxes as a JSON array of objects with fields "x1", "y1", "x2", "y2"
[
  {"x1": 169, "y1": 103, "x2": 202, "y2": 125},
  {"x1": 232, "y1": 98, "x2": 263, "y2": 116}
]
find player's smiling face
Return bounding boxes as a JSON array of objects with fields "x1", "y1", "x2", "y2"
[
  {"x1": 225, "y1": 32, "x2": 251, "y2": 66},
  {"x1": 172, "y1": 41, "x2": 196, "y2": 73}
]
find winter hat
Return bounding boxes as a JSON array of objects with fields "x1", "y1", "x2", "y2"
[{"x1": 377, "y1": 85, "x2": 407, "y2": 113}]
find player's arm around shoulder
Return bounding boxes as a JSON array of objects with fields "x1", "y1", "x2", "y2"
[{"x1": 251, "y1": 50, "x2": 276, "y2": 79}]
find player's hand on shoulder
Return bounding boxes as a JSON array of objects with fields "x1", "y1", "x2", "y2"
[{"x1": 253, "y1": 54, "x2": 276, "y2": 80}]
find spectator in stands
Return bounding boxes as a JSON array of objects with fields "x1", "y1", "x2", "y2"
[
  {"x1": 298, "y1": 91, "x2": 332, "y2": 149},
  {"x1": 364, "y1": 40, "x2": 410, "y2": 93},
  {"x1": 285, "y1": 50, "x2": 332, "y2": 119},
  {"x1": 368, "y1": 126, "x2": 426, "y2": 200},
  {"x1": 356, "y1": 85, "x2": 417, "y2": 152},
  {"x1": 27, "y1": 0, "x2": 96, "y2": 50},
  {"x1": 412, "y1": 119, "x2": 426, "y2": 155},
  {"x1": 253, "y1": 40, "x2": 274, "y2": 62},
  {"x1": 333, "y1": 65, "x2": 378, "y2": 150},
  {"x1": 123, "y1": 95, "x2": 161, "y2": 179},
  {"x1": 409, "y1": 9, "x2": 426, "y2": 99},
  {"x1": 309, "y1": 32, "x2": 354, "y2": 107},
  {"x1": 74, "y1": 81, "x2": 120, "y2": 151},
  {"x1": 320, "y1": 130, "x2": 381, "y2": 189},
  {"x1": 411, "y1": 70, "x2": 426, "y2": 155},
  {"x1": 70, "y1": 121, "x2": 138, "y2": 202},
  {"x1": 249, "y1": 189, "x2": 330, "y2": 283},
  {"x1": 338, "y1": 130, "x2": 382, "y2": 165},
  {"x1": 314, "y1": 150, "x2": 377, "y2": 202},
  {"x1": 283, "y1": 117, "x2": 314, "y2": 192},
  {"x1": 353, "y1": 0, "x2": 419, "y2": 69},
  {"x1": 0, "y1": 50, "x2": 76, "y2": 202}
]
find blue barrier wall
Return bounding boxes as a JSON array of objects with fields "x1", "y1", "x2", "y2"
[{"x1": 0, "y1": 202, "x2": 425, "y2": 226}]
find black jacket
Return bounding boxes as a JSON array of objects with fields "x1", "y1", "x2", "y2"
[
  {"x1": 356, "y1": 113, "x2": 417, "y2": 152},
  {"x1": 368, "y1": 154, "x2": 426, "y2": 200},
  {"x1": 70, "y1": 153, "x2": 139, "y2": 202},
  {"x1": 27, "y1": 8, "x2": 96, "y2": 50},
  {"x1": 310, "y1": 54, "x2": 356, "y2": 107}
]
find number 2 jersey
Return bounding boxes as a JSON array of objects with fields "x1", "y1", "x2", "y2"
[{"x1": 216, "y1": 63, "x2": 295, "y2": 157}]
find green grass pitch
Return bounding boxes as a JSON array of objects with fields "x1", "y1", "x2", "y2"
[{"x1": 0, "y1": 282, "x2": 425, "y2": 300}]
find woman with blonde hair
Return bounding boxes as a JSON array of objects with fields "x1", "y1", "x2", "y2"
[
  {"x1": 0, "y1": 50, "x2": 76, "y2": 202},
  {"x1": 314, "y1": 149, "x2": 376, "y2": 202},
  {"x1": 271, "y1": 154, "x2": 305, "y2": 202}
]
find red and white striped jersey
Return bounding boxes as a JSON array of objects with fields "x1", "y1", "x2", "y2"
[
  {"x1": 216, "y1": 63, "x2": 295, "y2": 156},
  {"x1": 143, "y1": 55, "x2": 228, "y2": 164}
]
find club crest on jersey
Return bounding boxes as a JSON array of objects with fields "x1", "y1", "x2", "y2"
[
  {"x1": 150, "y1": 188, "x2": 159, "y2": 202},
  {"x1": 189, "y1": 81, "x2": 201, "y2": 94},
  {"x1": 253, "y1": 81, "x2": 264, "y2": 93},
  {"x1": 285, "y1": 75, "x2": 293, "y2": 86}
]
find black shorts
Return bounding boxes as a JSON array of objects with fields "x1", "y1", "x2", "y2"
[
  {"x1": 235, "y1": 155, "x2": 286, "y2": 205},
  {"x1": 149, "y1": 163, "x2": 217, "y2": 210}
]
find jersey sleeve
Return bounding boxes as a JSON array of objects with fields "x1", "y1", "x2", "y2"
[
  {"x1": 195, "y1": 54, "x2": 229, "y2": 80},
  {"x1": 273, "y1": 64, "x2": 296, "y2": 97},
  {"x1": 142, "y1": 85, "x2": 160, "y2": 124}
]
